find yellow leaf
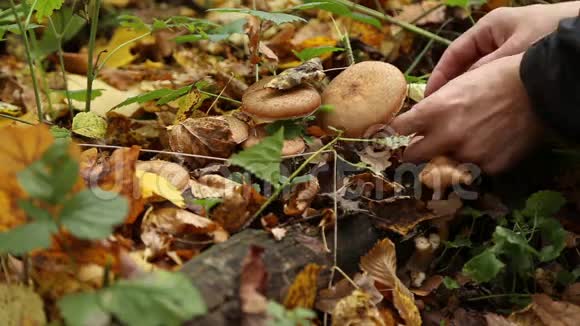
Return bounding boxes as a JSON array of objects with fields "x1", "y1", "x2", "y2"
[
  {"x1": 173, "y1": 89, "x2": 208, "y2": 124},
  {"x1": 283, "y1": 263, "x2": 322, "y2": 309},
  {"x1": 96, "y1": 27, "x2": 152, "y2": 68},
  {"x1": 0, "y1": 284, "x2": 46, "y2": 326},
  {"x1": 360, "y1": 238, "x2": 422, "y2": 326},
  {"x1": 136, "y1": 170, "x2": 185, "y2": 208},
  {"x1": 332, "y1": 289, "x2": 385, "y2": 326}
]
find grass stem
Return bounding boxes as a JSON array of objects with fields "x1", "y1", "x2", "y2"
[{"x1": 85, "y1": 0, "x2": 101, "y2": 113}]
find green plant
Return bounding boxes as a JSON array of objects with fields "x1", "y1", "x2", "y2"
[
  {"x1": 0, "y1": 140, "x2": 128, "y2": 254},
  {"x1": 462, "y1": 191, "x2": 568, "y2": 284},
  {"x1": 266, "y1": 301, "x2": 315, "y2": 326}
]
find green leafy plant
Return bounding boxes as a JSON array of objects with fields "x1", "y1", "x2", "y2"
[
  {"x1": 266, "y1": 301, "x2": 315, "y2": 326},
  {"x1": 207, "y1": 8, "x2": 306, "y2": 25},
  {"x1": 462, "y1": 191, "x2": 567, "y2": 283},
  {"x1": 293, "y1": 0, "x2": 381, "y2": 28},
  {"x1": 0, "y1": 141, "x2": 128, "y2": 254},
  {"x1": 58, "y1": 270, "x2": 207, "y2": 326}
]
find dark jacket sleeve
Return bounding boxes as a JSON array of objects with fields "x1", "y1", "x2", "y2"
[{"x1": 520, "y1": 16, "x2": 580, "y2": 140}]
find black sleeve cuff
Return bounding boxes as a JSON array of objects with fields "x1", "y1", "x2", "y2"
[{"x1": 520, "y1": 16, "x2": 580, "y2": 140}]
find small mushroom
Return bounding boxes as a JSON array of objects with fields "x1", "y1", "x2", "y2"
[
  {"x1": 318, "y1": 61, "x2": 407, "y2": 137},
  {"x1": 241, "y1": 76, "x2": 322, "y2": 122},
  {"x1": 405, "y1": 233, "x2": 441, "y2": 287},
  {"x1": 243, "y1": 126, "x2": 306, "y2": 156},
  {"x1": 420, "y1": 156, "x2": 473, "y2": 199}
]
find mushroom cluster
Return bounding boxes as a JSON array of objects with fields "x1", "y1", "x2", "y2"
[{"x1": 241, "y1": 75, "x2": 322, "y2": 156}]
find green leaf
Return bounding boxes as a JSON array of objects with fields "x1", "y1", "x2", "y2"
[
  {"x1": 291, "y1": 1, "x2": 351, "y2": 16},
  {"x1": 267, "y1": 301, "x2": 315, "y2": 326},
  {"x1": 58, "y1": 89, "x2": 104, "y2": 102},
  {"x1": 113, "y1": 85, "x2": 193, "y2": 109},
  {"x1": 18, "y1": 200, "x2": 52, "y2": 222},
  {"x1": 50, "y1": 126, "x2": 72, "y2": 142},
  {"x1": 445, "y1": 0, "x2": 470, "y2": 8},
  {"x1": 442, "y1": 276, "x2": 460, "y2": 289},
  {"x1": 523, "y1": 190, "x2": 566, "y2": 218},
  {"x1": 537, "y1": 217, "x2": 566, "y2": 262},
  {"x1": 59, "y1": 189, "x2": 128, "y2": 240},
  {"x1": 17, "y1": 142, "x2": 79, "y2": 203},
  {"x1": 72, "y1": 112, "x2": 108, "y2": 139},
  {"x1": 444, "y1": 236, "x2": 472, "y2": 249},
  {"x1": 58, "y1": 292, "x2": 110, "y2": 326},
  {"x1": 207, "y1": 8, "x2": 306, "y2": 25},
  {"x1": 0, "y1": 220, "x2": 57, "y2": 254},
  {"x1": 118, "y1": 14, "x2": 150, "y2": 30},
  {"x1": 492, "y1": 226, "x2": 538, "y2": 256},
  {"x1": 462, "y1": 249, "x2": 505, "y2": 283},
  {"x1": 59, "y1": 271, "x2": 206, "y2": 326},
  {"x1": 28, "y1": 0, "x2": 64, "y2": 20},
  {"x1": 190, "y1": 198, "x2": 222, "y2": 212},
  {"x1": 265, "y1": 119, "x2": 306, "y2": 140},
  {"x1": 229, "y1": 127, "x2": 284, "y2": 187},
  {"x1": 36, "y1": 8, "x2": 85, "y2": 58},
  {"x1": 350, "y1": 12, "x2": 381, "y2": 28},
  {"x1": 293, "y1": 46, "x2": 344, "y2": 61}
]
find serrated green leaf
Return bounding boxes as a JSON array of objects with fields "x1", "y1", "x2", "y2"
[
  {"x1": 50, "y1": 126, "x2": 72, "y2": 141},
  {"x1": 293, "y1": 46, "x2": 344, "y2": 62},
  {"x1": 207, "y1": 8, "x2": 306, "y2": 25},
  {"x1": 462, "y1": 249, "x2": 505, "y2": 283},
  {"x1": 58, "y1": 292, "x2": 110, "y2": 326},
  {"x1": 58, "y1": 89, "x2": 104, "y2": 102},
  {"x1": 18, "y1": 200, "x2": 52, "y2": 222},
  {"x1": 59, "y1": 189, "x2": 128, "y2": 240},
  {"x1": 118, "y1": 14, "x2": 150, "y2": 31},
  {"x1": 28, "y1": 0, "x2": 64, "y2": 20},
  {"x1": 537, "y1": 217, "x2": 566, "y2": 262},
  {"x1": 72, "y1": 112, "x2": 107, "y2": 139},
  {"x1": 59, "y1": 271, "x2": 206, "y2": 326},
  {"x1": 299, "y1": 1, "x2": 380, "y2": 27},
  {"x1": 0, "y1": 220, "x2": 57, "y2": 254},
  {"x1": 523, "y1": 190, "x2": 566, "y2": 218},
  {"x1": 229, "y1": 127, "x2": 284, "y2": 187},
  {"x1": 113, "y1": 85, "x2": 193, "y2": 110},
  {"x1": 265, "y1": 119, "x2": 305, "y2": 140},
  {"x1": 442, "y1": 276, "x2": 460, "y2": 289},
  {"x1": 17, "y1": 142, "x2": 79, "y2": 203}
]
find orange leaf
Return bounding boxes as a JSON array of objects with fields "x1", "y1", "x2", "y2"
[{"x1": 283, "y1": 263, "x2": 322, "y2": 309}]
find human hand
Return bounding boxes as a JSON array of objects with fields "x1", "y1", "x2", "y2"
[
  {"x1": 426, "y1": 1, "x2": 580, "y2": 96},
  {"x1": 391, "y1": 53, "x2": 544, "y2": 174}
]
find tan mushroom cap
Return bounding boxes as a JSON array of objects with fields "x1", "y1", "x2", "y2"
[
  {"x1": 318, "y1": 61, "x2": 407, "y2": 137},
  {"x1": 419, "y1": 156, "x2": 473, "y2": 191},
  {"x1": 242, "y1": 76, "x2": 322, "y2": 122},
  {"x1": 242, "y1": 126, "x2": 306, "y2": 156}
]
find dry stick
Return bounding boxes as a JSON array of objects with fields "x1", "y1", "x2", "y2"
[
  {"x1": 0, "y1": 113, "x2": 35, "y2": 125},
  {"x1": 334, "y1": 0, "x2": 452, "y2": 45},
  {"x1": 245, "y1": 135, "x2": 343, "y2": 228},
  {"x1": 9, "y1": 0, "x2": 43, "y2": 123},
  {"x1": 206, "y1": 74, "x2": 234, "y2": 114}
]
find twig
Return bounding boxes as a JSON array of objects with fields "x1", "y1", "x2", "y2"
[
  {"x1": 9, "y1": 0, "x2": 43, "y2": 123},
  {"x1": 198, "y1": 90, "x2": 241, "y2": 105},
  {"x1": 405, "y1": 18, "x2": 453, "y2": 75},
  {"x1": 246, "y1": 134, "x2": 343, "y2": 226},
  {"x1": 334, "y1": 0, "x2": 452, "y2": 45},
  {"x1": 206, "y1": 74, "x2": 234, "y2": 114},
  {"x1": 467, "y1": 293, "x2": 530, "y2": 302},
  {"x1": 85, "y1": 0, "x2": 101, "y2": 113},
  {"x1": 0, "y1": 113, "x2": 35, "y2": 125}
]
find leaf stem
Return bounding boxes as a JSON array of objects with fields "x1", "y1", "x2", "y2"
[
  {"x1": 85, "y1": 0, "x2": 101, "y2": 113},
  {"x1": 198, "y1": 90, "x2": 241, "y2": 105},
  {"x1": 48, "y1": 16, "x2": 74, "y2": 120},
  {"x1": 96, "y1": 32, "x2": 151, "y2": 71},
  {"x1": 9, "y1": 0, "x2": 43, "y2": 123},
  {"x1": 333, "y1": 0, "x2": 452, "y2": 45},
  {"x1": 247, "y1": 134, "x2": 342, "y2": 225},
  {"x1": 467, "y1": 293, "x2": 530, "y2": 302}
]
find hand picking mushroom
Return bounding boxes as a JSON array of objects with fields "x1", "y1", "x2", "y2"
[{"x1": 318, "y1": 61, "x2": 408, "y2": 137}]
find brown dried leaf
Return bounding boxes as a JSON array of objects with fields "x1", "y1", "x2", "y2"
[
  {"x1": 316, "y1": 273, "x2": 383, "y2": 314},
  {"x1": 284, "y1": 178, "x2": 320, "y2": 216},
  {"x1": 283, "y1": 263, "x2": 321, "y2": 310},
  {"x1": 190, "y1": 174, "x2": 241, "y2": 199},
  {"x1": 168, "y1": 117, "x2": 236, "y2": 168},
  {"x1": 97, "y1": 146, "x2": 144, "y2": 224},
  {"x1": 369, "y1": 198, "x2": 436, "y2": 235},
  {"x1": 265, "y1": 58, "x2": 325, "y2": 90},
  {"x1": 240, "y1": 246, "x2": 268, "y2": 314},
  {"x1": 259, "y1": 42, "x2": 279, "y2": 62},
  {"x1": 136, "y1": 160, "x2": 190, "y2": 192},
  {"x1": 212, "y1": 184, "x2": 266, "y2": 233},
  {"x1": 530, "y1": 294, "x2": 580, "y2": 326},
  {"x1": 564, "y1": 283, "x2": 580, "y2": 305},
  {"x1": 485, "y1": 313, "x2": 516, "y2": 326},
  {"x1": 360, "y1": 238, "x2": 421, "y2": 326},
  {"x1": 411, "y1": 275, "x2": 443, "y2": 297},
  {"x1": 332, "y1": 289, "x2": 385, "y2": 326},
  {"x1": 246, "y1": 15, "x2": 262, "y2": 65}
]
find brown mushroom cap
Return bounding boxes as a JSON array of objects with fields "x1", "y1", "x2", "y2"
[
  {"x1": 242, "y1": 126, "x2": 306, "y2": 156},
  {"x1": 318, "y1": 61, "x2": 407, "y2": 137},
  {"x1": 419, "y1": 156, "x2": 473, "y2": 192},
  {"x1": 242, "y1": 76, "x2": 322, "y2": 122}
]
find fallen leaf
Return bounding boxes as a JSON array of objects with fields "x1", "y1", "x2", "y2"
[
  {"x1": 332, "y1": 289, "x2": 385, "y2": 326},
  {"x1": 136, "y1": 160, "x2": 190, "y2": 192},
  {"x1": 168, "y1": 117, "x2": 237, "y2": 168},
  {"x1": 212, "y1": 184, "x2": 266, "y2": 232},
  {"x1": 411, "y1": 275, "x2": 444, "y2": 297},
  {"x1": 316, "y1": 273, "x2": 383, "y2": 314},
  {"x1": 246, "y1": 15, "x2": 262, "y2": 65},
  {"x1": 72, "y1": 111, "x2": 108, "y2": 139},
  {"x1": 0, "y1": 284, "x2": 46, "y2": 326},
  {"x1": 564, "y1": 283, "x2": 580, "y2": 305},
  {"x1": 369, "y1": 198, "x2": 436, "y2": 235},
  {"x1": 95, "y1": 146, "x2": 144, "y2": 224},
  {"x1": 283, "y1": 263, "x2": 322, "y2": 310},
  {"x1": 240, "y1": 246, "x2": 268, "y2": 314},
  {"x1": 265, "y1": 58, "x2": 325, "y2": 90},
  {"x1": 284, "y1": 178, "x2": 320, "y2": 216},
  {"x1": 96, "y1": 27, "x2": 153, "y2": 68},
  {"x1": 190, "y1": 174, "x2": 241, "y2": 199},
  {"x1": 136, "y1": 170, "x2": 185, "y2": 207},
  {"x1": 174, "y1": 88, "x2": 208, "y2": 124},
  {"x1": 360, "y1": 238, "x2": 422, "y2": 326},
  {"x1": 530, "y1": 293, "x2": 580, "y2": 326},
  {"x1": 270, "y1": 227, "x2": 287, "y2": 241}
]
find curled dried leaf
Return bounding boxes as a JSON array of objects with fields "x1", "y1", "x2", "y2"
[
  {"x1": 136, "y1": 160, "x2": 190, "y2": 192},
  {"x1": 265, "y1": 58, "x2": 325, "y2": 90},
  {"x1": 284, "y1": 178, "x2": 320, "y2": 216},
  {"x1": 332, "y1": 289, "x2": 385, "y2": 326},
  {"x1": 168, "y1": 117, "x2": 236, "y2": 167},
  {"x1": 212, "y1": 184, "x2": 266, "y2": 233}
]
